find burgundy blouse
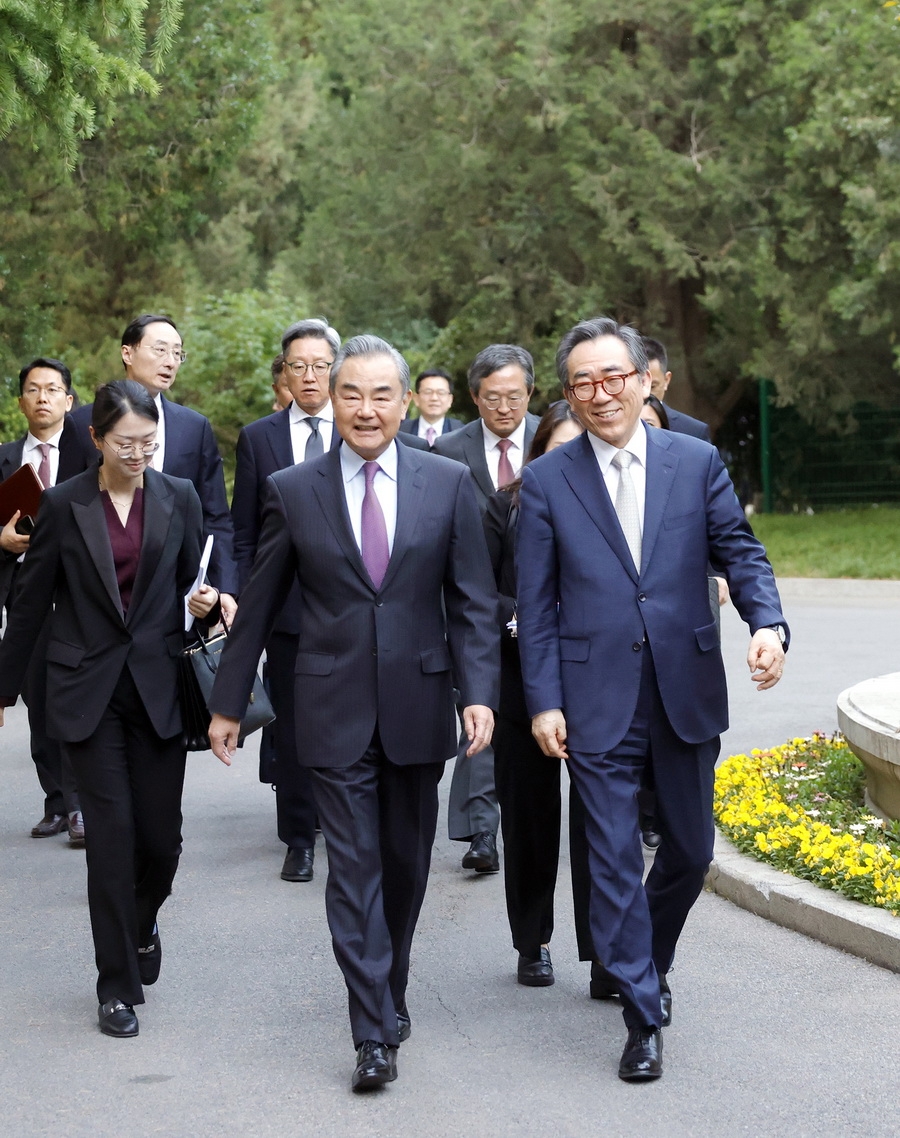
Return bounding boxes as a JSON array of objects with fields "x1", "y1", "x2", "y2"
[{"x1": 100, "y1": 488, "x2": 144, "y2": 614}]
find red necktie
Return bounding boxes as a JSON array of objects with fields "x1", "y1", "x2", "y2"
[
  {"x1": 497, "y1": 438, "x2": 515, "y2": 488},
  {"x1": 37, "y1": 443, "x2": 52, "y2": 489}
]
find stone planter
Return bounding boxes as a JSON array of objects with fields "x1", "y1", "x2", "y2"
[{"x1": 837, "y1": 673, "x2": 900, "y2": 822}]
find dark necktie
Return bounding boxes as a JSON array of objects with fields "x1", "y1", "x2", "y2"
[
  {"x1": 361, "y1": 461, "x2": 390, "y2": 588},
  {"x1": 305, "y1": 416, "x2": 324, "y2": 460},
  {"x1": 497, "y1": 438, "x2": 515, "y2": 488},
  {"x1": 36, "y1": 443, "x2": 52, "y2": 489},
  {"x1": 612, "y1": 449, "x2": 642, "y2": 570}
]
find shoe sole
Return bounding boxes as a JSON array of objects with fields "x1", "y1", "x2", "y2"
[
  {"x1": 618, "y1": 1067, "x2": 662, "y2": 1082},
  {"x1": 351, "y1": 1070, "x2": 397, "y2": 1092},
  {"x1": 517, "y1": 974, "x2": 555, "y2": 987},
  {"x1": 280, "y1": 872, "x2": 314, "y2": 882}
]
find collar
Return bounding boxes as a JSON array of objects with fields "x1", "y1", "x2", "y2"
[
  {"x1": 587, "y1": 420, "x2": 648, "y2": 474},
  {"x1": 481, "y1": 417, "x2": 527, "y2": 451},
  {"x1": 340, "y1": 439, "x2": 399, "y2": 485},
  {"x1": 290, "y1": 400, "x2": 334, "y2": 426},
  {"x1": 24, "y1": 427, "x2": 64, "y2": 452}
]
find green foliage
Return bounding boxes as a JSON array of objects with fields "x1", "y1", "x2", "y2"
[
  {"x1": 750, "y1": 505, "x2": 900, "y2": 579},
  {"x1": 0, "y1": 0, "x2": 183, "y2": 166}
]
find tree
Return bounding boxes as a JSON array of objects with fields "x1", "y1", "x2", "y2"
[{"x1": 0, "y1": 0, "x2": 183, "y2": 166}]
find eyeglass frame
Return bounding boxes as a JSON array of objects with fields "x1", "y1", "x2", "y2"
[
  {"x1": 566, "y1": 370, "x2": 639, "y2": 401},
  {"x1": 285, "y1": 360, "x2": 334, "y2": 378},
  {"x1": 102, "y1": 438, "x2": 161, "y2": 459},
  {"x1": 141, "y1": 342, "x2": 188, "y2": 364},
  {"x1": 477, "y1": 393, "x2": 527, "y2": 410}
]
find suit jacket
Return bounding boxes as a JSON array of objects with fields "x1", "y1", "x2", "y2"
[
  {"x1": 516, "y1": 426, "x2": 787, "y2": 753},
  {"x1": 0, "y1": 467, "x2": 204, "y2": 742},
  {"x1": 399, "y1": 416, "x2": 463, "y2": 445},
  {"x1": 0, "y1": 417, "x2": 90, "y2": 612},
  {"x1": 664, "y1": 405, "x2": 711, "y2": 442},
  {"x1": 70, "y1": 397, "x2": 238, "y2": 595},
  {"x1": 209, "y1": 442, "x2": 499, "y2": 768},
  {"x1": 432, "y1": 413, "x2": 540, "y2": 512}
]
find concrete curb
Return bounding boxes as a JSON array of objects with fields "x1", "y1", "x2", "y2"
[
  {"x1": 706, "y1": 832, "x2": 900, "y2": 973},
  {"x1": 776, "y1": 577, "x2": 900, "y2": 599}
]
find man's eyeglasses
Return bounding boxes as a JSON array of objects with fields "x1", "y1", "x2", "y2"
[
  {"x1": 22, "y1": 386, "x2": 68, "y2": 398},
  {"x1": 103, "y1": 439, "x2": 161, "y2": 459},
  {"x1": 567, "y1": 370, "x2": 638, "y2": 401},
  {"x1": 142, "y1": 343, "x2": 187, "y2": 364},
  {"x1": 286, "y1": 361, "x2": 333, "y2": 378},
  {"x1": 479, "y1": 394, "x2": 526, "y2": 410}
]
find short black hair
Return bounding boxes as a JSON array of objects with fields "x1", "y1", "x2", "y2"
[
  {"x1": 91, "y1": 380, "x2": 158, "y2": 438},
  {"x1": 556, "y1": 317, "x2": 648, "y2": 386},
  {"x1": 18, "y1": 357, "x2": 73, "y2": 396},
  {"x1": 414, "y1": 369, "x2": 452, "y2": 393},
  {"x1": 121, "y1": 314, "x2": 180, "y2": 349},
  {"x1": 468, "y1": 345, "x2": 535, "y2": 395},
  {"x1": 642, "y1": 336, "x2": 668, "y2": 371}
]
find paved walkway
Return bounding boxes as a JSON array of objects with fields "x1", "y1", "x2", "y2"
[{"x1": 1, "y1": 579, "x2": 898, "y2": 1137}]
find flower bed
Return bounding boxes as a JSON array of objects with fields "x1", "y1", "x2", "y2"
[{"x1": 713, "y1": 733, "x2": 900, "y2": 915}]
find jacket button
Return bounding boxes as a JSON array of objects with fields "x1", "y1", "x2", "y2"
[
  {"x1": 632, "y1": 642, "x2": 642, "y2": 652},
  {"x1": 376, "y1": 601, "x2": 384, "y2": 607},
  {"x1": 638, "y1": 593, "x2": 647, "y2": 602}
]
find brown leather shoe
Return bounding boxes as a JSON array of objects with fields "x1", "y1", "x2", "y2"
[
  {"x1": 31, "y1": 813, "x2": 68, "y2": 838},
  {"x1": 67, "y1": 811, "x2": 85, "y2": 848}
]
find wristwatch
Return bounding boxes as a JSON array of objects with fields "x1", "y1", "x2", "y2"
[{"x1": 764, "y1": 624, "x2": 787, "y2": 645}]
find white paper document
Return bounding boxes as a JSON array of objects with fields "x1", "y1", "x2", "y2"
[{"x1": 184, "y1": 535, "x2": 214, "y2": 632}]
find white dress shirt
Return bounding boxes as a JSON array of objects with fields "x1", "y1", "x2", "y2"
[
  {"x1": 587, "y1": 421, "x2": 649, "y2": 532},
  {"x1": 150, "y1": 393, "x2": 166, "y2": 470},
  {"x1": 417, "y1": 415, "x2": 445, "y2": 440},
  {"x1": 22, "y1": 427, "x2": 64, "y2": 487},
  {"x1": 340, "y1": 440, "x2": 399, "y2": 555},
  {"x1": 290, "y1": 401, "x2": 335, "y2": 464},
  {"x1": 481, "y1": 418, "x2": 528, "y2": 490}
]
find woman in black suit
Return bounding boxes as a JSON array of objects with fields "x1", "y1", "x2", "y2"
[
  {"x1": 0, "y1": 380, "x2": 219, "y2": 1038},
  {"x1": 484, "y1": 401, "x2": 597, "y2": 986}
]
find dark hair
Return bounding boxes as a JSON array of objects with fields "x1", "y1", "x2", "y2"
[
  {"x1": 556, "y1": 317, "x2": 648, "y2": 387},
  {"x1": 414, "y1": 368, "x2": 452, "y2": 393},
  {"x1": 642, "y1": 336, "x2": 668, "y2": 371},
  {"x1": 281, "y1": 317, "x2": 341, "y2": 356},
  {"x1": 330, "y1": 334, "x2": 410, "y2": 395},
  {"x1": 507, "y1": 401, "x2": 583, "y2": 505},
  {"x1": 643, "y1": 394, "x2": 670, "y2": 430},
  {"x1": 271, "y1": 352, "x2": 286, "y2": 382},
  {"x1": 468, "y1": 344, "x2": 535, "y2": 395},
  {"x1": 91, "y1": 380, "x2": 158, "y2": 438},
  {"x1": 121, "y1": 314, "x2": 179, "y2": 349},
  {"x1": 18, "y1": 357, "x2": 73, "y2": 396}
]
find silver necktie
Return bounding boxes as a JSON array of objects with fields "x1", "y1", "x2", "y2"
[{"x1": 612, "y1": 449, "x2": 641, "y2": 570}]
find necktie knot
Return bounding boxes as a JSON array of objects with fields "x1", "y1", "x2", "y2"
[
  {"x1": 612, "y1": 449, "x2": 632, "y2": 471},
  {"x1": 36, "y1": 442, "x2": 52, "y2": 489},
  {"x1": 426, "y1": 426, "x2": 436, "y2": 446},
  {"x1": 363, "y1": 460, "x2": 381, "y2": 486},
  {"x1": 307, "y1": 416, "x2": 321, "y2": 432},
  {"x1": 497, "y1": 439, "x2": 512, "y2": 455},
  {"x1": 304, "y1": 415, "x2": 324, "y2": 460}
]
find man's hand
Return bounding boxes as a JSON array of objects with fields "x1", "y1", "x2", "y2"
[
  {"x1": 0, "y1": 511, "x2": 30, "y2": 557},
  {"x1": 714, "y1": 576, "x2": 730, "y2": 607},
  {"x1": 187, "y1": 583, "x2": 219, "y2": 620},
  {"x1": 532, "y1": 709, "x2": 568, "y2": 759},
  {"x1": 219, "y1": 593, "x2": 237, "y2": 629},
  {"x1": 748, "y1": 628, "x2": 785, "y2": 690},
  {"x1": 463, "y1": 704, "x2": 494, "y2": 756},
  {"x1": 208, "y1": 713, "x2": 240, "y2": 765}
]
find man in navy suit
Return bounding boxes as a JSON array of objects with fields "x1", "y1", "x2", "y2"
[
  {"x1": 517, "y1": 317, "x2": 788, "y2": 1082},
  {"x1": 398, "y1": 369, "x2": 462, "y2": 446},
  {"x1": 642, "y1": 336, "x2": 711, "y2": 442},
  {"x1": 69, "y1": 315, "x2": 238, "y2": 617},
  {"x1": 0, "y1": 358, "x2": 89, "y2": 841},
  {"x1": 434, "y1": 345, "x2": 540, "y2": 873},
  {"x1": 207, "y1": 335, "x2": 498, "y2": 1091},
  {"x1": 231, "y1": 317, "x2": 343, "y2": 883}
]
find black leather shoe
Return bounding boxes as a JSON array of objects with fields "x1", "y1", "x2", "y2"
[
  {"x1": 618, "y1": 1026, "x2": 663, "y2": 1081},
  {"x1": 138, "y1": 926, "x2": 162, "y2": 986},
  {"x1": 351, "y1": 1040, "x2": 398, "y2": 1092},
  {"x1": 461, "y1": 832, "x2": 499, "y2": 873},
  {"x1": 640, "y1": 814, "x2": 662, "y2": 850},
  {"x1": 589, "y1": 960, "x2": 619, "y2": 1000},
  {"x1": 31, "y1": 813, "x2": 68, "y2": 838},
  {"x1": 659, "y1": 974, "x2": 672, "y2": 1027},
  {"x1": 98, "y1": 999, "x2": 139, "y2": 1038},
  {"x1": 281, "y1": 847, "x2": 314, "y2": 882},
  {"x1": 67, "y1": 810, "x2": 85, "y2": 848},
  {"x1": 517, "y1": 946, "x2": 555, "y2": 987},
  {"x1": 397, "y1": 1010, "x2": 411, "y2": 1042}
]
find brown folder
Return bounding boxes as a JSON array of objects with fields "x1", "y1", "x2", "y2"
[{"x1": 0, "y1": 462, "x2": 44, "y2": 526}]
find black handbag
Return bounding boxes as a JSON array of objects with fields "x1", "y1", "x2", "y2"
[{"x1": 178, "y1": 629, "x2": 275, "y2": 752}]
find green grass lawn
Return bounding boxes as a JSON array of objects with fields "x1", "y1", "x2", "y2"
[{"x1": 749, "y1": 505, "x2": 900, "y2": 579}]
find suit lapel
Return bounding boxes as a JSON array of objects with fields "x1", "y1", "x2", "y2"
[
  {"x1": 378, "y1": 443, "x2": 424, "y2": 593},
  {"x1": 71, "y1": 480, "x2": 124, "y2": 620},
  {"x1": 562, "y1": 434, "x2": 639, "y2": 583},
  {"x1": 463, "y1": 425, "x2": 495, "y2": 503},
  {"x1": 312, "y1": 448, "x2": 373, "y2": 590},
  {"x1": 265, "y1": 410, "x2": 294, "y2": 472},
  {"x1": 640, "y1": 426, "x2": 678, "y2": 573},
  {"x1": 126, "y1": 470, "x2": 175, "y2": 628}
]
